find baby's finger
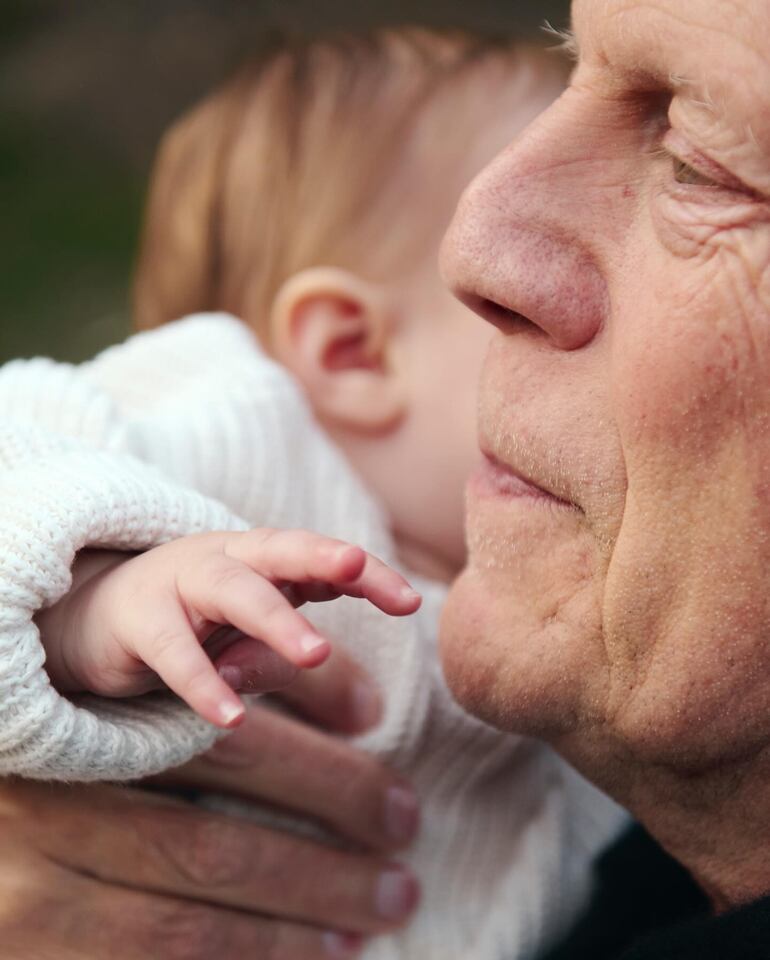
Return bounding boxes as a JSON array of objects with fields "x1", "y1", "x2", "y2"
[
  {"x1": 291, "y1": 551, "x2": 422, "y2": 617},
  {"x1": 226, "y1": 530, "x2": 422, "y2": 616},
  {"x1": 188, "y1": 560, "x2": 332, "y2": 669},
  {"x1": 225, "y1": 529, "x2": 367, "y2": 588},
  {"x1": 284, "y1": 537, "x2": 422, "y2": 615},
  {"x1": 139, "y1": 607, "x2": 245, "y2": 730}
]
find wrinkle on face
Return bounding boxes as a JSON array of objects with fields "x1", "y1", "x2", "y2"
[
  {"x1": 602, "y1": 210, "x2": 770, "y2": 767},
  {"x1": 441, "y1": 0, "x2": 770, "y2": 785},
  {"x1": 652, "y1": 197, "x2": 770, "y2": 263},
  {"x1": 576, "y1": 0, "x2": 770, "y2": 191},
  {"x1": 722, "y1": 251, "x2": 770, "y2": 374}
]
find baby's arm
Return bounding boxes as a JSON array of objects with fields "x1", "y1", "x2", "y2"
[
  {"x1": 36, "y1": 528, "x2": 421, "y2": 729},
  {"x1": 0, "y1": 316, "x2": 396, "y2": 781}
]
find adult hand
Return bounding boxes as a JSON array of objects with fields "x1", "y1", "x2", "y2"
[{"x1": 0, "y1": 653, "x2": 420, "y2": 959}]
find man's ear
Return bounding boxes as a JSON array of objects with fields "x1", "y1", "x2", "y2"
[{"x1": 270, "y1": 267, "x2": 405, "y2": 434}]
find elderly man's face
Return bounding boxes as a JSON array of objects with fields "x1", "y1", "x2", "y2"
[{"x1": 441, "y1": 0, "x2": 770, "y2": 775}]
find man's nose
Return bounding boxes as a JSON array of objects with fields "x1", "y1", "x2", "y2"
[{"x1": 439, "y1": 89, "x2": 609, "y2": 352}]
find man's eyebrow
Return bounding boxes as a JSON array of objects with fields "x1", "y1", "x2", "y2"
[{"x1": 542, "y1": 22, "x2": 580, "y2": 62}]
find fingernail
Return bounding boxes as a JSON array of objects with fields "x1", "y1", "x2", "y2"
[
  {"x1": 375, "y1": 868, "x2": 419, "y2": 921},
  {"x1": 218, "y1": 664, "x2": 243, "y2": 690},
  {"x1": 300, "y1": 633, "x2": 328, "y2": 655},
  {"x1": 351, "y1": 680, "x2": 382, "y2": 729},
  {"x1": 218, "y1": 699, "x2": 245, "y2": 728},
  {"x1": 322, "y1": 931, "x2": 364, "y2": 957},
  {"x1": 400, "y1": 586, "x2": 421, "y2": 604},
  {"x1": 384, "y1": 785, "x2": 419, "y2": 844}
]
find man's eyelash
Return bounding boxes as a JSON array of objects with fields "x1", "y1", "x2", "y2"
[
  {"x1": 652, "y1": 136, "x2": 754, "y2": 195},
  {"x1": 649, "y1": 147, "x2": 720, "y2": 187},
  {"x1": 670, "y1": 157, "x2": 718, "y2": 186}
]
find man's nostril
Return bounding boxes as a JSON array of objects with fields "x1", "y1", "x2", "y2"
[
  {"x1": 483, "y1": 300, "x2": 533, "y2": 333},
  {"x1": 463, "y1": 293, "x2": 534, "y2": 335}
]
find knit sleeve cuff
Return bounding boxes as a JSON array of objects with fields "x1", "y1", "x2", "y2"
[{"x1": 0, "y1": 424, "x2": 247, "y2": 782}]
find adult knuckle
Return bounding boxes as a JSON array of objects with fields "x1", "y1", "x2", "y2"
[
  {"x1": 0, "y1": 876, "x2": 31, "y2": 932},
  {"x1": 0, "y1": 781, "x2": 44, "y2": 841},
  {"x1": 326, "y1": 752, "x2": 382, "y2": 809},
  {"x1": 0, "y1": 859, "x2": 68, "y2": 943},
  {"x1": 287, "y1": 857, "x2": 330, "y2": 910},
  {"x1": 178, "y1": 817, "x2": 250, "y2": 887},
  {"x1": 321, "y1": 756, "x2": 395, "y2": 842},
  {"x1": 289, "y1": 847, "x2": 374, "y2": 924},
  {"x1": 148, "y1": 901, "x2": 228, "y2": 960},
  {"x1": 245, "y1": 920, "x2": 282, "y2": 959}
]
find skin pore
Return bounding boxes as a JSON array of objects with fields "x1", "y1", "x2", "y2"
[{"x1": 440, "y1": 0, "x2": 770, "y2": 910}]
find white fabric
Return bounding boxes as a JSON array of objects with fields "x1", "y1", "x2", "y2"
[{"x1": 0, "y1": 314, "x2": 627, "y2": 958}]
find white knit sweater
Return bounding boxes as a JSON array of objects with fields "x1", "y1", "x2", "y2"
[{"x1": 0, "y1": 314, "x2": 626, "y2": 959}]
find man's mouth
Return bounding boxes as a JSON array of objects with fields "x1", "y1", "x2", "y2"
[{"x1": 468, "y1": 452, "x2": 576, "y2": 509}]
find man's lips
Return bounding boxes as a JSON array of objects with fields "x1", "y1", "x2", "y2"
[{"x1": 469, "y1": 453, "x2": 575, "y2": 508}]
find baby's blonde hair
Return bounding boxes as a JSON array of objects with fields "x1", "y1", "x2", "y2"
[{"x1": 133, "y1": 27, "x2": 548, "y2": 339}]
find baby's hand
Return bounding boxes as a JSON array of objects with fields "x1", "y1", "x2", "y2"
[{"x1": 37, "y1": 529, "x2": 421, "y2": 729}]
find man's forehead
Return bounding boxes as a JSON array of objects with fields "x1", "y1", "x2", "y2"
[
  {"x1": 571, "y1": 0, "x2": 770, "y2": 158},
  {"x1": 573, "y1": 0, "x2": 768, "y2": 71}
]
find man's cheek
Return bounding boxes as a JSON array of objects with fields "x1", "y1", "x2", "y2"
[
  {"x1": 601, "y1": 257, "x2": 770, "y2": 760},
  {"x1": 614, "y1": 255, "x2": 770, "y2": 465},
  {"x1": 609, "y1": 261, "x2": 770, "y2": 619}
]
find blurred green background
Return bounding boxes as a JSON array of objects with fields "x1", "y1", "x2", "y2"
[{"x1": 0, "y1": 0, "x2": 570, "y2": 364}]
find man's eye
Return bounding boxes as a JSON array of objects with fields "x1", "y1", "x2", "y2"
[{"x1": 672, "y1": 157, "x2": 719, "y2": 187}]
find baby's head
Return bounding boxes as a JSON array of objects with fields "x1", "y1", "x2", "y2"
[{"x1": 134, "y1": 28, "x2": 565, "y2": 581}]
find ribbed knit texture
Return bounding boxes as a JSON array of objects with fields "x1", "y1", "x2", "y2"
[
  {"x1": 0, "y1": 421, "x2": 247, "y2": 780},
  {"x1": 0, "y1": 314, "x2": 627, "y2": 958}
]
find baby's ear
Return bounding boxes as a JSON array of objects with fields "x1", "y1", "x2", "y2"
[{"x1": 270, "y1": 267, "x2": 405, "y2": 434}]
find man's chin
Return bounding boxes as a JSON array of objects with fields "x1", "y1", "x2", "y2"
[
  {"x1": 439, "y1": 552, "x2": 606, "y2": 740},
  {"x1": 439, "y1": 567, "x2": 511, "y2": 731}
]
